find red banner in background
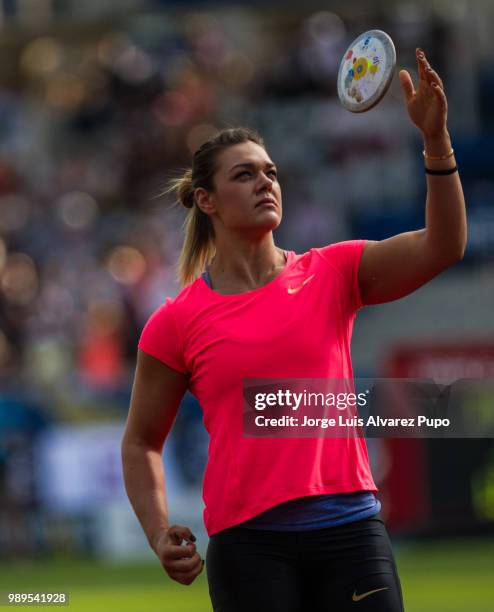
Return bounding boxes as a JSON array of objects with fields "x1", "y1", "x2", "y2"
[
  {"x1": 381, "y1": 343, "x2": 494, "y2": 534},
  {"x1": 384, "y1": 344, "x2": 494, "y2": 382}
]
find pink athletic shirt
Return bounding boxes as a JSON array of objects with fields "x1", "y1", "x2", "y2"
[{"x1": 138, "y1": 240, "x2": 377, "y2": 536}]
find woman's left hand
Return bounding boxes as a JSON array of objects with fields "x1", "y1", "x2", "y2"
[{"x1": 399, "y1": 48, "x2": 448, "y2": 138}]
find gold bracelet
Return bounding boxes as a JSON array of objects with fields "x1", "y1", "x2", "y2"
[{"x1": 422, "y1": 148, "x2": 454, "y2": 161}]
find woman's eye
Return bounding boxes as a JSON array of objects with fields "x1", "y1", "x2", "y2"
[{"x1": 235, "y1": 169, "x2": 277, "y2": 179}]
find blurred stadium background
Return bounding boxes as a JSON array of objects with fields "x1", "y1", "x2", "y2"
[{"x1": 0, "y1": 0, "x2": 493, "y2": 609}]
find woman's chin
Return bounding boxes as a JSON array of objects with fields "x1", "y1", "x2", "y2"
[
  {"x1": 258, "y1": 217, "x2": 281, "y2": 233},
  {"x1": 255, "y1": 211, "x2": 282, "y2": 229},
  {"x1": 232, "y1": 214, "x2": 281, "y2": 236}
]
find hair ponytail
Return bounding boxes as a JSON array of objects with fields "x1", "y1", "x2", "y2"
[
  {"x1": 178, "y1": 203, "x2": 216, "y2": 288},
  {"x1": 166, "y1": 169, "x2": 215, "y2": 287}
]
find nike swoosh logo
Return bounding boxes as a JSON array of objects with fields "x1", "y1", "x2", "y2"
[
  {"x1": 352, "y1": 587, "x2": 389, "y2": 602},
  {"x1": 287, "y1": 273, "x2": 315, "y2": 294}
]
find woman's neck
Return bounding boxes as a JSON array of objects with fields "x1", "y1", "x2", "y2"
[{"x1": 207, "y1": 242, "x2": 287, "y2": 293}]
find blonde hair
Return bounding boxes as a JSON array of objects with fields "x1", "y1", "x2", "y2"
[{"x1": 167, "y1": 127, "x2": 265, "y2": 287}]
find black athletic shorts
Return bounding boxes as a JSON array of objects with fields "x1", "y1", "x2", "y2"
[{"x1": 206, "y1": 513, "x2": 404, "y2": 612}]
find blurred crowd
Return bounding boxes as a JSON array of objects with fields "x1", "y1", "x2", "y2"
[{"x1": 2, "y1": 3, "x2": 491, "y2": 417}]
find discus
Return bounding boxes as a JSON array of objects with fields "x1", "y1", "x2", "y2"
[{"x1": 337, "y1": 30, "x2": 396, "y2": 113}]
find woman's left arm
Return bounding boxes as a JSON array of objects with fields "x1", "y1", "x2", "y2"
[{"x1": 358, "y1": 47, "x2": 467, "y2": 306}]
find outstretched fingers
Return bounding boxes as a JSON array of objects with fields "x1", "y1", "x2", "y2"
[
  {"x1": 416, "y1": 48, "x2": 447, "y2": 112},
  {"x1": 416, "y1": 48, "x2": 444, "y2": 90}
]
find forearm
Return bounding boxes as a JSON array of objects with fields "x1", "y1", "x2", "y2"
[
  {"x1": 121, "y1": 441, "x2": 170, "y2": 551},
  {"x1": 423, "y1": 130, "x2": 467, "y2": 262}
]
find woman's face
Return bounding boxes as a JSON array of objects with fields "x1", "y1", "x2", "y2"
[{"x1": 195, "y1": 141, "x2": 282, "y2": 237}]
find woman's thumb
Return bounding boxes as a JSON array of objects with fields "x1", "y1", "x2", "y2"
[
  {"x1": 399, "y1": 69, "x2": 415, "y2": 102},
  {"x1": 167, "y1": 524, "x2": 196, "y2": 544}
]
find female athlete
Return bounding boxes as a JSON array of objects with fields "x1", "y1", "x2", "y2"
[{"x1": 121, "y1": 48, "x2": 466, "y2": 611}]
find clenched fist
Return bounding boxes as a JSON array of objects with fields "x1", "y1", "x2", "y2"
[{"x1": 154, "y1": 524, "x2": 204, "y2": 586}]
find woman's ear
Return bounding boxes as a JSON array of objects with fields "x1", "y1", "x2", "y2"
[{"x1": 194, "y1": 187, "x2": 216, "y2": 216}]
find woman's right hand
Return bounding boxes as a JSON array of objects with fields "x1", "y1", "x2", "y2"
[{"x1": 154, "y1": 524, "x2": 204, "y2": 585}]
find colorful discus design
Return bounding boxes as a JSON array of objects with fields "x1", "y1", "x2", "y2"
[{"x1": 337, "y1": 30, "x2": 396, "y2": 113}]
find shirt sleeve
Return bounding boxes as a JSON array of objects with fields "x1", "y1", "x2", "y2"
[
  {"x1": 315, "y1": 239, "x2": 367, "y2": 312},
  {"x1": 137, "y1": 298, "x2": 188, "y2": 374}
]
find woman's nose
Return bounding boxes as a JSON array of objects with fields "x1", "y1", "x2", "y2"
[{"x1": 258, "y1": 172, "x2": 273, "y2": 190}]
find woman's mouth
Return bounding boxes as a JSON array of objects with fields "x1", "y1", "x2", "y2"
[{"x1": 255, "y1": 198, "x2": 277, "y2": 208}]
